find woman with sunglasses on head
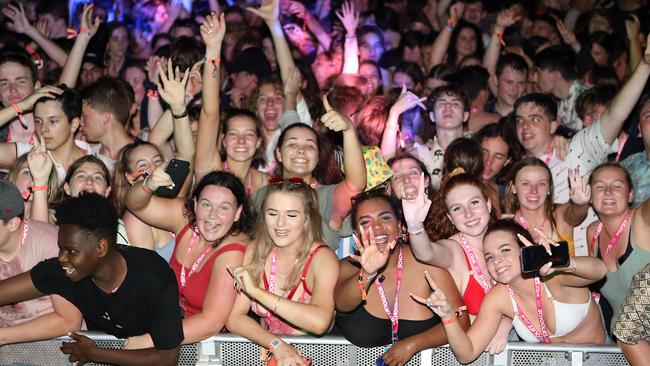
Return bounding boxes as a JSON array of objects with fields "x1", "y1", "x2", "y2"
[
  {"x1": 335, "y1": 190, "x2": 467, "y2": 366},
  {"x1": 124, "y1": 164, "x2": 253, "y2": 348},
  {"x1": 505, "y1": 157, "x2": 591, "y2": 257},
  {"x1": 412, "y1": 220, "x2": 606, "y2": 364},
  {"x1": 226, "y1": 180, "x2": 339, "y2": 366},
  {"x1": 586, "y1": 163, "x2": 650, "y2": 339}
]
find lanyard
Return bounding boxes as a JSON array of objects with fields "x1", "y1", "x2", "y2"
[
  {"x1": 507, "y1": 277, "x2": 551, "y2": 343},
  {"x1": 375, "y1": 247, "x2": 403, "y2": 344},
  {"x1": 543, "y1": 148, "x2": 553, "y2": 166},
  {"x1": 268, "y1": 248, "x2": 278, "y2": 292},
  {"x1": 615, "y1": 133, "x2": 628, "y2": 162},
  {"x1": 179, "y1": 230, "x2": 213, "y2": 289},
  {"x1": 516, "y1": 211, "x2": 548, "y2": 242},
  {"x1": 458, "y1": 233, "x2": 491, "y2": 293},
  {"x1": 591, "y1": 209, "x2": 632, "y2": 258}
]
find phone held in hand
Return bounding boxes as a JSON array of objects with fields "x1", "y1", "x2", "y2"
[
  {"x1": 155, "y1": 159, "x2": 190, "y2": 198},
  {"x1": 520, "y1": 241, "x2": 570, "y2": 274}
]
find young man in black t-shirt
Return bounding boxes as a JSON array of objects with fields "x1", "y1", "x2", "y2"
[{"x1": 0, "y1": 193, "x2": 183, "y2": 365}]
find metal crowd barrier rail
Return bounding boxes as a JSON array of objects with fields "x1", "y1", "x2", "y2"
[{"x1": 0, "y1": 332, "x2": 630, "y2": 366}]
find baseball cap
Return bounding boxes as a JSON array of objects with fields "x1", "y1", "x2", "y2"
[
  {"x1": 229, "y1": 47, "x2": 272, "y2": 80},
  {"x1": 0, "y1": 180, "x2": 24, "y2": 220}
]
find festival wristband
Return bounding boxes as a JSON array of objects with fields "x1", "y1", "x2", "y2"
[
  {"x1": 269, "y1": 337, "x2": 284, "y2": 352},
  {"x1": 31, "y1": 185, "x2": 48, "y2": 191}
]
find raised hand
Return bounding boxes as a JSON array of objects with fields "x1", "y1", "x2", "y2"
[
  {"x1": 284, "y1": 66, "x2": 303, "y2": 97},
  {"x1": 246, "y1": 0, "x2": 279, "y2": 26},
  {"x1": 200, "y1": 12, "x2": 226, "y2": 52},
  {"x1": 336, "y1": 1, "x2": 360, "y2": 36},
  {"x1": 350, "y1": 226, "x2": 394, "y2": 276},
  {"x1": 79, "y1": 4, "x2": 101, "y2": 37},
  {"x1": 390, "y1": 84, "x2": 427, "y2": 118},
  {"x1": 27, "y1": 135, "x2": 53, "y2": 186},
  {"x1": 320, "y1": 95, "x2": 353, "y2": 132},
  {"x1": 449, "y1": 2, "x2": 465, "y2": 23},
  {"x1": 2, "y1": 3, "x2": 33, "y2": 35},
  {"x1": 401, "y1": 173, "x2": 431, "y2": 224},
  {"x1": 157, "y1": 58, "x2": 189, "y2": 115},
  {"x1": 568, "y1": 167, "x2": 590, "y2": 206},
  {"x1": 143, "y1": 162, "x2": 174, "y2": 193},
  {"x1": 410, "y1": 271, "x2": 455, "y2": 320},
  {"x1": 556, "y1": 19, "x2": 578, "y2": 50},
  {"x1": 495, "y1": 6, "x2": 520, "y2": 28},
  {"x1": 146, "y1": 56, "x2": 162, "y2": 83},
  {"x1": 625, "y1": 14, "x2": 641, "y2": 42},
  {"x1": 35, "y1": 18, "x2": 51, "y2": 38}
]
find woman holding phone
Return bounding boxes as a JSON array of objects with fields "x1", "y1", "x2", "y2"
[
  {"x1": 412, "y1": 220, "x2": 607, "y2": 364},
  {"x1": 505, "y1": 157, "x2": 591, "y2": 257}
]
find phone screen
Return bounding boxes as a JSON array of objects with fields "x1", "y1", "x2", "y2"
[{"x1": 520, "y1": 241, "x2": 570, "y2": 274}]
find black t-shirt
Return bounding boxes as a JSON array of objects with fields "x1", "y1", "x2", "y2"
[{"x1": 30, "y1": 245, "x2": 183, "y2": 350}]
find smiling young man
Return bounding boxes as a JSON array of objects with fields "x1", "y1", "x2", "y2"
[{"x1": 0, "y1": 193, "x2": 182, "y2": 365}]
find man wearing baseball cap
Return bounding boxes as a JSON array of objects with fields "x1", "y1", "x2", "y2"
[{"x1": 0, "y1": 180, "x2": 79, "y2": 338}]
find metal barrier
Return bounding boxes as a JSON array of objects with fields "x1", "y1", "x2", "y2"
[{"x1": 0, "y1": 332, "x2": 631, "y2": 366}]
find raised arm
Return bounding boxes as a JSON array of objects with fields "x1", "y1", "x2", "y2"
[
  {"x1": 0, "y1": 86, "x2": 61, "y2": 131},
  {"x1": 430, "y1": 2, "x2": 464, "y2": 66},
  {"x1": 2, "y1": 3, "x2": 67, "y2": 67},
  {"x1": 337, "y1": 1, "x2": 360, "y2": 74},
  {"x1": 247, "y1": 0, "x2": 297, "y2": 85},
  {"x1": 483, "y1": 7, "x2": 520, "y2": 76},
  {"x1": 625, "y1": 15, "x2": 642, "y2": 71},
  {"x1": 561, "y1": 168, "x2": 590, "y2": 226},
  {"x1": 334, "y1": 229, "x2": 394, "y2": 312},
  {"x1": 289, "y1": 1, "x2": 331, "y2": 51},
  {"x1": 321, "y1": 96, "x2": 366, "y2": 192},
  {"x1": 599, "y1": 34, "x2": 650, "y2": 144},
  {"x1": 26, "y1": 136, "x2": 53, "y2": 223},
  {"x1": 194, "y1": 13, "x2": 226, "y2": 180},
  {"x1": 402, "y1": 174, "x2": 454, "y2": 268},
  {"x1": 125, "y1": 165, "x2": 187, "y2": 233},
  {"x1": 58, "y1": 4, "x2": 101, "y2": 88},
  {"x1": 380, "y1": 87, "x2": 427, "y2": 160}
]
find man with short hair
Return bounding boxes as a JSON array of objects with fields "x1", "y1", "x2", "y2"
[
  {"x1": 410, "y1": 85, "x2": 470, "y2": 189},
  {"x1": 488, "y1": 53, "x2": 529, "y2": 117},
  {"x1": 223, "y1": 47, "x2": 272, "y2": 109},
  {"x1": 0, "y1": 193, "x2": 183, "y2": 365},
  {"x1": 80, "y1": 77, "x2": 135, "y2": 171},
  {"x1": 0, "y1": 52, "x2": 40, "y2": 144},
  {"x1": 533, "y1": 46, "x2": 589, "y2": 132}
]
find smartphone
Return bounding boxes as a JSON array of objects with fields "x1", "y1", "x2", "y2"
[
  {"x1": 520, "y1": 241, "x2": 570, "y2": 274},
  {"x1": 155, "y1": 159, "x2": 190, "y2": 198}
]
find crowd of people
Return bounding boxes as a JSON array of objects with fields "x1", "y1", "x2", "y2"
[{"x1": 0, "y1": 0, "x2": 649, "y2": 365}]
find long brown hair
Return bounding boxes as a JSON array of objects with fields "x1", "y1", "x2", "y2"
[
  {"x1": 245, "y1": 180, "x2": 324, "y2": 292},
  {"x1": 504, "y1": 157, "x2": 557, "y2": 236},
  {"x1": 425, "y1": 172, "x2": 495, "y2": 241}
]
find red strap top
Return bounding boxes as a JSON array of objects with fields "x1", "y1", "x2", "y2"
[
  {"x1": 460, "y1": 248, "x2": 486, "y2": 316},
  {"x1": 170, "y1": 224, "x2": 245, "y2": 317},
  {"x1": 262, "y1": 245, "x2": 327, "y2": 299}
]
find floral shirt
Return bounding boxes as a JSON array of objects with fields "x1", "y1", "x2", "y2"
[
  {"x1": 621, "y1": 151, "x2": 650, "y2": 207},
  {"x1": 558, "y1": 80, "x2": 589, "y2": 133}
]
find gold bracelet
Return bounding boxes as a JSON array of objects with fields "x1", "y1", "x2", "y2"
[{"x1": 272, "y1": 295, "x2": 282, "y2": 313}]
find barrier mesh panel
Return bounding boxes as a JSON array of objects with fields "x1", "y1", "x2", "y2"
[
  {"x1": 355, "y1": 345, "x2": 421, "y2": 366},
  {"x1": 583, "y1": 352, "x2": 629, "y2": 366},
  {"x1": 510, "y1": 350, "x2": 571, "y2": 366},
  {"x1": 427, "y1": 347, "x2": 489, "y2": 366}
]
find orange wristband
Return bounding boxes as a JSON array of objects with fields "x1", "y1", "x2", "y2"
[
  {"x1": 442, "y1": 313, "x2": 458, "y2": 325},
  {"x1": 31, "y1": 185, "x2": 48, "y2": 191}
]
